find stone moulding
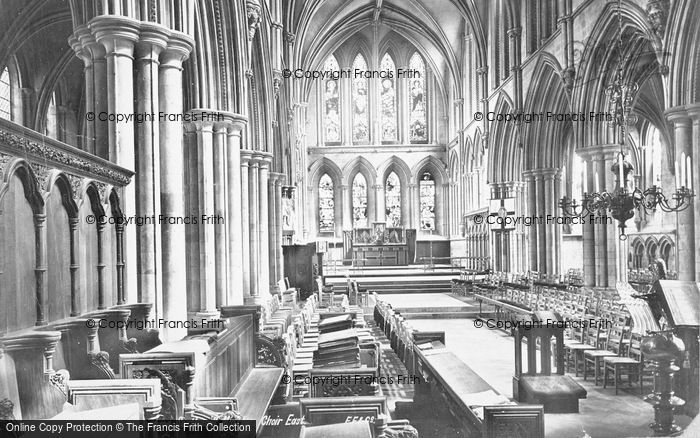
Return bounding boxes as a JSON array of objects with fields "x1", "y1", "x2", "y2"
[{"x1": 0, "y1": 120, "x2": 133, "y2": 187}]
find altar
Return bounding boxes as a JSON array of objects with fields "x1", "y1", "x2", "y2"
[{"x1": 344, "y1": 223, "x2": 415, "y2": 266}]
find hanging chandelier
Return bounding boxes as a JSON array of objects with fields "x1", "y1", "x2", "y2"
[{"x1": 559, "y1": 0, "x2": 694, "y2": 240}]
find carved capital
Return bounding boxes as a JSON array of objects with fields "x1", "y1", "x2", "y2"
[
  {"x1": 561, "y1": 67, "x2": 576, "y2": 92},
  {"x1": 646, "y1": 0, "x2": 669, "y2": 38},
  {"x1": 30, "y1": 163, "x2": 51, "y2": 192},
  {"x1": 246, "y1": 0, "x2": 262, "y2": 41},
  {"x1": 0, "y1": 399, "x2": 15, "y2": 420},
  {"x1": 273, "y1": 70, "x2": 282, "y2": 99},
  {"x1": 284, "y1": 31, "x2": 296, "y2": 45}
]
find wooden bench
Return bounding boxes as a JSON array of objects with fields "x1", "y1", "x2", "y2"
[
  {"x1": 230, "y1": 367, "x2": 284, "y2": 434},
  {"x1": 299, "y1": 397, "x2": 418, "y2": 438},
  {"x1": 414, "y1": 344, "x2": 544, "y2": 438},
  {"x1": 63, "y1": 378, "x2": 161, "y2": 420}
]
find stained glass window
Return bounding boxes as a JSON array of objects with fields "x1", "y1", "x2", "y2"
[
  {"x1": 409, "y1": 53, "x2": 427, "y2": 143},
  {"x1": 352, "y1": 173, "x2": 368, "y2": 228},
  {"x1": 419, "y1": 172, "x2": 435, "y2": 231},
  {"x1": 318, "y1": 174, "x2": 335, "y2": 232},
  {"x1": 380, "y1": 54, "x2": 397, "y2": 141},
  {"x1": 352, "y1": 54, "x2": 369, "y2": 143},
  {"x1": 385, "y1": 172, "x2": 401, "y2": 227},
  {"x1": 0, "y1": 67, "x2": 11, "y2": 120},
  {"x1": 323, "y1": 56, "x2": 341, "y2": 143}
]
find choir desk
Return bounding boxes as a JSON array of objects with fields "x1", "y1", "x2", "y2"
[{"x1": 414, "y1": 344, "x2": 544, "y2": 438}]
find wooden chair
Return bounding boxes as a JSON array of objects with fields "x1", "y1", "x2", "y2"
[
  {"x1": 582, "y1": 324, "x2": 622, "y2": 385},
  {"x1": 603, "y1": 333, "x2": 651, "y2": 395}
]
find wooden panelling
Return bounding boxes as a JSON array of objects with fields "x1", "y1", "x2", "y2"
[
  {"x1": 46, "y1": 184, "x2": 71, "y2": 322},
  {"x1": 0, "y1": 175, "x2": 36, "y2": 333},
  {"x1": 78, "y1": 199, "x2": 98, "y2": 313}
]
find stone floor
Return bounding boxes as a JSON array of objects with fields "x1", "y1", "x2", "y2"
[
  {"x1": 404, "y1": 297, "x2": 695, "y2": 438},
  {"x1": 379, "y1": 292, "x2": 475, "y2": 310}
]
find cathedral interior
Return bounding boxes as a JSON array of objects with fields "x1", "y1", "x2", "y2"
[{"x1": 0, "y1": 0, "x2": 699, "y2": 437}]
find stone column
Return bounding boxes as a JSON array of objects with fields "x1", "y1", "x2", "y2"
[
  {"x1": 554, "y1": 172, "x2": 563, "y2": 276},
  {"x1": 688, "y1": 104, "x2": 700, "y2": 280},
  {"x1": 542, "y1": 169, "x2": 558, "y2": 275},
  {"x1": 534, "y1": 171, "x2": 547, "y2": 273},
  {"x1": 268, "y1": 172, "x2": 279, "y2": 291},
  {"x1": 69, "y1": 217, "x2": 80, "y2": 316},
  {"x1": 96, "y1": 215, "x2": 106, "y2": 309},
  {"x1": 667, "y1": 108, "x2": 696, "y2": 281},
  {"x1": 90, "y1": 17, "x2": 140, "y2": 301},
  {"x1": 247, "y1": 158, "x2": 260, "y2": 301},
  {"x1": 577, "y1": 153, "x2": 596, "y2": 286},
  {"x1": 375, "y1": 184, "x2": 385, "y2": 223},
  {"x1": 226, "y1": 117, "x2": 246, "y2": 305},
  {"x1": 77, "y1": 30, "x2": 108, "y2": 159},
  {"x1": 602, "y1": 148, "x2": 620, "y2": 286},
  {"x1": 258, "y1": 154, "x2": 271, "y2": 298},
  {"x1": 240, "y1": 152, "x2": 252, "y2": 298},
  {"x1": 523, "y1": 171, "x2": 537, "y2": 271},
  {"x1": 593, "y1": 153, "x2": 608, "y2": 287},
  {"x1": 158, "y1": 36, "x2": 194, "y2": 341},
  {"x1": 69, "y1": 30, "x2": 95, "y2": 154},
  {"x1": 190, "y1": 117, "x2": 217, "y2": 316},
  {"x1": 213, "y1": 121, "x2": 228, "y2": 308},
  {"x1": 408, "y1": 183, "x2": 417, "y2": 229},
  {"x1": 275, "y1": 177, "x2": 285, "y2": 283},
  {"x1": 341, "y1": 184, "x2": 352, "y2": 231},
  {"x1": 133, "y1": 28, "x2": 167, "y2": 307},
  {"x1": 34, "y1": 212, "x2": 47, "y2": 326}
]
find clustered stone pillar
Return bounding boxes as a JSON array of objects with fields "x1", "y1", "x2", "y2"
[
  {"x1": 158, "y1": 37, "x2": 193, "y2": 340},
  {"x1": 506, "y1": 181, "x2": 527, "y2": 273},
  {"x1": 74, "y1": 15, "x2": 196, "y2": 341},
  {"x1": 239, "y1": 152, "x2": 274, "y2": 304},
  {"x1": 133, "y1": 28, "x2": 167, "y2": 307},
  {"x1": 240, "y1": 151, "x2": 251, "y2": 298},
  {"x1": 523, "y1": 171, "x2": 538, "y2": 271},
  {"x1": 522, "y1": 168, "x2": 560, "y2": 277},
  {"x1": 90, "y1": 17, "x2": 140, "y2": 302},
  {"x1": 688, "y1": 104, "x2": 700, "y2": 281},
  {"x1": 576, "y1": 144, "x2": 626, "y2": 288},
  {"x1": 268, "y1": 172, "x2": 286, "y2": 292},
  {"x1": 579, "y1": 155, "x2": 596, "y2": 287},
  {"x1": 227, "y1": 118, "x2": 246, "y2": 305},
  {"x1": 667, "y1": 108, "x2": 696, "y2": 281}
]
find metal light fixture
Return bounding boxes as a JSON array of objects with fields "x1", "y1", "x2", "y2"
[{"x1": 559, "y1": 0, "x2": 694, "y2": 240}]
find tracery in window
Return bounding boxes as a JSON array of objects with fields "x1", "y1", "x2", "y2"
[
  {"x1": 380, "y1": 53, "x2": 397, "y2": 141},
  {"x1": 385, "y1": 172, "x2": 401, "y2": 227},
  {"x1": 419, "y1": 172, "x2": 435, "y2": 231},
  {"x1": 323, "y1": 56, "x2": 341, "y2": 143},
  {"x1": 352, "y1": 54, "x2": 369, "y2": 143},
  {"x1": 0, "y1": 66, "x2": 11, "y2": 120},
  {"x1": 318, "y1": 174, "x2": 335, "y2": 232},
  {"x1": 408, "y1": 53, "x2": 427, "y2": 142},
  {"x1": 352, "y1": 173, "x2": 368, "y2": 228}
]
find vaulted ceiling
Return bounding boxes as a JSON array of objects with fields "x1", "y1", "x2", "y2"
[{"x1": 284, "y1": 0, "x2": 488, "y2": 98}]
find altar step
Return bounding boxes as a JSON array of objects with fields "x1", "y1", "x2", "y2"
[
  {"x1": 328, "y1": 279, "x2": 454, "y2": 295},
  {"x1": 394, "y1": 310, "x2": 480, "y2": 319}
]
